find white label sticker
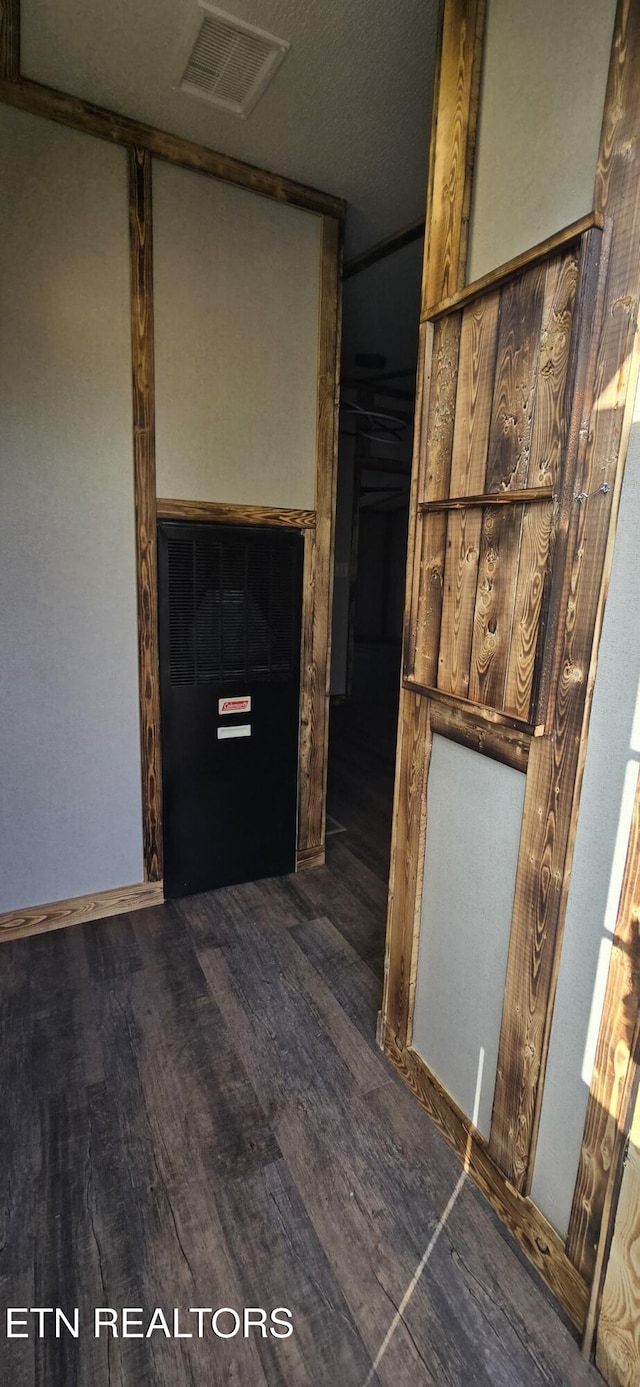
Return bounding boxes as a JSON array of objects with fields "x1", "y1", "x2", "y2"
[
  {"x1": 218, "y1": 696, "x2": 251, "y2": 715},
  {"x1": 217, "y1": 724, "x2": 251, "y2": 740}
]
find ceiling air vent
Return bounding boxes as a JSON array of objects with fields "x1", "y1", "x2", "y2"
[{"x1": 177, "y1": 4, "x2": 289, "y2": 118}]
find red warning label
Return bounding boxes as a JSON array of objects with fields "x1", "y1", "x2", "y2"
[{"x1": 218, "y1": 696, "x2": 251, "y2": 715}]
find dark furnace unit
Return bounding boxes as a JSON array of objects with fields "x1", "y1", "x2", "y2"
[{"x1": 158, "y1": 521, "x2": 303, "y2": 898}]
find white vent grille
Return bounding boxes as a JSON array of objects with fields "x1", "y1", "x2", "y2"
[{"x1": 177, "y1": 5, "x2": 289, "y2": 118}]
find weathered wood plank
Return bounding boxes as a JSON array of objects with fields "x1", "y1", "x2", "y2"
[
  {"x1": 0, "y1": 75, "x2": 345, "y2": 219},
  {"x1": 0, "y1": 0, "x2": 19, "y2": 81},
  {"x1": 157, "y1": 498, "x2": 316, "y2": 528},
  {"x1": 0, "y1": 880, "x2": 162, "y2": 944},
  {"x1": 409, "y1": 315, "x2": 460, "y2": 687},
  {"x1": 468, "y1": 263, "x2": 547, "y2": 710},
  {"x1": 129, "y1": 147, "x2": 163, "y2": 883},
  {"x1": 491, "y1": 0, "x2": 640, "y2": 1193},
  {"x1": 298, "y1": 216, "x2": 341, "y2": 859},
  {"x1": 429, "y1": 701, "x2": 530, "y2": 771},
  {"x1": 437, "y1": 292, "x2": 499, "y2": 697},
  {"x1": 504, "y1": 253, "x2": 579, "y2": 720},
  {"x1": 568, "y1": 765, "x2": 640, "y2": 1295}
]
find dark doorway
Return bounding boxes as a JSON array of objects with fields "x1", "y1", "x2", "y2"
[{"x1": 158, "y1": 520, "x2": 303, "y2": 898}]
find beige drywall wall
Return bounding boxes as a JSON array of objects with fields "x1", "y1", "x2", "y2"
[
  {"x1": 153, "y1": 161, "x2": 322, "y2": 510},
  {"x1": 531, "y1": 386, "x2": 640, "y2": 1237},
  {"x1": 412, "y1": 735, "x2": 526, "y2": 1137},
  {"x1": 0, "y1": 106, "x2": 144, "y2": 911},
  {"x1": 467, "y1": 0, "x2": 616, "y2": 282}
]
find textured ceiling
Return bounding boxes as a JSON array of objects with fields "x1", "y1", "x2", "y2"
[{"x1": 20, "y1": 0, "x2": 438, "y2": 254}]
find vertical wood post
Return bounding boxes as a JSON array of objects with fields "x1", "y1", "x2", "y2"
[
  {"x1": 297, "y1": 215, "x2": 342, "y2": 866},
  {"x1": 128, "y1": 147, "x2": 162, "y2": 883}
]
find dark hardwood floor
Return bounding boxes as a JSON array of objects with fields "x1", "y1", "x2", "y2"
[{"x1": 0, "y1": 645, "x2": 601, "y2": 1385}]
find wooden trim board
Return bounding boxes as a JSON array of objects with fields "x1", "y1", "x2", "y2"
[
  {"x1": 129, "y1": 147, "x2": 163, "y2": 884},
  {"x1": 424, "y1": 211, "x2": 604, "y2": 319},
  {"x1": 381, "y1": 1025, "x2": 589, "y2": 1333},
  {"x1": 297, "y1": 216, "x2": 342, "y2": 864},
  {"x1": 157, "y1": 499, "x2": 316, "y2": 529},
  {"x1": 0, "y1": 75, "x2": 344, "y2": 220},
  {"x1": 0, "y1": 881, "x2": 163, "y2": 944}
]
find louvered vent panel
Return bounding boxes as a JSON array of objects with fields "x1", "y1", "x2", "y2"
[
  {"x1": 178, "y1": 6, "x2": 289, "y2": 117},
  {"x1": 167, "y1": 532, "x2": 298, "y2": 686}
]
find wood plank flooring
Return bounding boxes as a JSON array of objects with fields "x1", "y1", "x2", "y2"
[{"x1": 0, "y1": 647, "x2": 602, "y2": 1385}]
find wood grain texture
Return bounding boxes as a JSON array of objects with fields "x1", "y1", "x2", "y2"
[
  {"x1": 568, "y1": 765, "x2": 640, "y2": 1297},
  {"x1": 157, "y1": 498, "x2": 316, "y2": 528},
  {"x1": 437, "y1": 293, "x2": 499, "y2": 697},
  {"x1": 420, "y1": 486, "x2": 553, "y2": 511},
  {"x1": 0, "y1": 0, "x2": 19, "y2": 81},
  {"x1": 403, "y1": 676, "x2": 540, "y2": 736},
  {"x1": 129, "y1": 147, "x2": 162, "y2": 883},
  {"x1": 491, "y1": 0, "x2": 640, "y2": 1193},
  {"x1": 0, "y1": 76, "x2": 344, "y2": 219},
  {"x1": 467, "y1": 263, "x2": 547, "y2": 711},
  {"x1": 429, "y1": 701, "x2": 530, "y2": 771},
  {"x1": 408, "y1": 316, "x2": 461, "y2": 687},
  {"x1": 381, "y1": 1026, "x2": 590, "y2": 1333},
  {"x1": 297, "y1": 216, "x2": 341, "y2": 857},
  {"x1": 425, "y1": 211, "x2": 604, "y2": 320},
  {"x1": 596, "y1": 1090, "x2": 640, "y2": 1387},
  {"x1": 0, "y1": 881, "x2": 162, "y2": 943},
  {"x1": 422, "y1": 0, "x2": 486, "y2": 313}
]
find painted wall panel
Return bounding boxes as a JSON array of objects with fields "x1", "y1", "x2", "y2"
[
  {"x1": 531, "y1": 395, "x2": 640, "y2": 1237},
  {"x1": 412, "y1": 735, "x2": 526, "y2": 1138},
  {"x1": 467, "y1": 0, "x2": 616, "y2": 282},
  {"x1": 153, "y1": 161, "x2": 321, "y2": 510},
  {"x1": 0, "y1": 106, "x2": 144, "y2": 911}
]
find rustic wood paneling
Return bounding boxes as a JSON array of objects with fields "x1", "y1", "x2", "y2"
[
  {"x1": 129, "y1": 147, "x2": 162, "y2": 884},
  {"x1": 0, "y1": 881, "x2": 162, "y2": 943},
  {"x1": 297, "y1": 216, "x2": 341, "y2": 863},
  {"x1": 491, "y1": 0, "x2": 640, "y2": 1200},
  {"x1": 425, "y1": 211, "x2": 604, "y2": 320},
  {"x1": 437, "y1": 292, "x2": 499, "y2": 697},
  {"x1": 568, "y1": 765, "x2": 640, "y2": 1330},
  {"x1": 157, "y1": 499, "x2": 316, "y2": 529},
  {"x1": 595, "y1": 1089, "x2": 640, "y2": 1386},
  {"x1": 381, "y1": 1025, "x2": 589, "y2": 1333},
  {"x1": 0, "y1": 0, "x2": 19, "y2": 80},
  {"x1": 0, "y1": 76, "x2": 344, "y2": 219}
]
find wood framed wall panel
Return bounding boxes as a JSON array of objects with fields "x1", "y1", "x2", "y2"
[
  {"x1": 569, "y1": 762, "x2": 640, "y2": 1335},
  {"x1": 297, "y1": 215, "x2": 342, "y2": 864},
  {"x1": 491, "y1": 0, "x2": 640, "y2": 1191},
  {"x1": 383, "y1": 0, "x2": 487, "y2": 1052},
  {"x1": 129, "y1": 146, "x2": 162, "y2": 884},
  {"x1": 595, "y1": 1085, "x2": 640, "y2": 1382}
]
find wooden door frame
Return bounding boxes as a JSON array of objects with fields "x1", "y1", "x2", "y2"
[
  {"x1": 0, "y1": 0, "x2": 343, "y2": 923},
  {"x1": 380, "y1": 0, "x2": 640, "y2": 1337}
]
